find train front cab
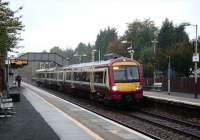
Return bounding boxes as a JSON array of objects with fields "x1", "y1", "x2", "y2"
[{"x1": 108, "y1": 59, "x2": 143, "y2": 103}]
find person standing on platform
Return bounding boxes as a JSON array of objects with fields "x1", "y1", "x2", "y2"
[{"x1": 15, "y1": 75, "x2": 22, "y2": 87}]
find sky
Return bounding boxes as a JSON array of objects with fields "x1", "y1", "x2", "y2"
[{"x1": 9, "y1": 0, "x2": 200, "y2": 54}]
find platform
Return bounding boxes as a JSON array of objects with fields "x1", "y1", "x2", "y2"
[
  {"x1": 0, "y1": 88, "x2": 59, "y2": 140},
  {"x1": 0, "y1": 82, "x2": 152, "y2": 140},
  {"x1": 144, "y1": 91, "x2": 200, "y2": 108}
]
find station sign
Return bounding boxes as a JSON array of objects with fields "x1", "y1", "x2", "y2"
[
  {"x1": 192, "y1": 53, "x2": 199, "y2": 62},
  {"x1": 10, "y1": 59, "x2": 28, "y2": 68}
]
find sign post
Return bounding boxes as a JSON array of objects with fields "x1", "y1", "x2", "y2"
[{"x1": 192, "y1": 53, "x2": 199, "y2": 98}]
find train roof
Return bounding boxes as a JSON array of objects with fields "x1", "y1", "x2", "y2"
[
  {"x1": 35, "y1": 57, "x2": 140, "y2": 72},
  {"x1": 35, "y1": 68, "x2": 48, "y2": 72},
  {"x1": 36, "y1": 67, "x2": 62, "y2": 72},
  {"x1": 63, "y1": 57, "x2": 139, "y2": 70}
]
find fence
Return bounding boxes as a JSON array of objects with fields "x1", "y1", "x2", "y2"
[{"x1": 144, "y1": 77, "x2": 200, "y2": 93}]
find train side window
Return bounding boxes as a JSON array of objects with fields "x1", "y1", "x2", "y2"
[
  {"x1": 85, "y1": 72, "x2": 90, "y2": 82},
  {"x1": 59, "y1": 73, "x2": 63, "y2": 80},
  {"x1": 94, "y1": 72, "x2": 103, "y2": 83},
  {"x1": 74, "y1": 72, "x2": 78, "y2": 81},
  {"x1": 51, "y1": 73, "x2": 53, "y2": 79},
  {"x1": 78, "y1": 72, "x2": 82, "y2": 81},
  {"x1": 80, "y1": 72, "x2": 86, "y2": 81},
  {"x1": 53, "y1": 73, "x2": 56, "y2": 79},
  {"x1": 65, "y1": 72, "x2": 69, "y2": 80}
]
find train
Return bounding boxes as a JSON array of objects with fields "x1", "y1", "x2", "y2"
[{"x1": 33, "y1": 57, "x2": 144, "y2": 103}]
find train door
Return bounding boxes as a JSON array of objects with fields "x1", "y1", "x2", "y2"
[
  {"x1": 90, "y1": 66, "x2": 95, "y2": 93},
  {"x1": 70, "y1": 69, "x2": 75, "y2": 89}
]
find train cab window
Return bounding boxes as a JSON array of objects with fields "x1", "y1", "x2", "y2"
[
  {"x1": 113, "y1": 66, "x2": 139, "y2": 83},
  {"x1": 94, "y1": 72, "x2": 103, "y2": 83}
]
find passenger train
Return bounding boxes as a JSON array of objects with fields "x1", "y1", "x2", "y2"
[{"x1": 33, "y1": 57, "x2": 144, "y2": 103}]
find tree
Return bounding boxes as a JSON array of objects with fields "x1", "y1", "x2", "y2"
[
  {"x1": 122, "y1": 19, "x2": 158, "y2": 60},
  {"x1": 139, "y1": 47, "x2": 155, "y2": 77},
  {"x1": 0, "y1": 0, "x2": 24, "y2": 53},
  {"x1": 157, "y1": 19, "x2": 191, "y2": 76},
  {"x1": 157, "y1": 19, "x2": 175, "y2": 48},
  {"x1": 0, "y1": 1, "x2": 24, "y2": 92},
  {"x1": 95, "y1": 27, "x2": 118, "y2": 59},
  {"x1": 64, "y1": 48, "x2": 75, "y2": 65},
  {"x1": 106, "y1": 40, "x2": 128, "y2": 56},
  {"x1": 74, "y1": 42, "x2": 93, "y2": 63},
  {"x1": 50, "y1": 46, "x2": 63, "y2": 56},
  {"x1": 158, "y1": 18, "x2": 189, "y2": 49}
]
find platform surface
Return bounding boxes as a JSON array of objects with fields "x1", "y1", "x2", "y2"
[
  {"x1": 0, "y1": 88, "x2": 60, "y2": 140},
  {"x1": 22, "y1": 82, "x2": 152, "y2": 140},
  {"x1": 144, "y1": 90, "x2": 200, "y2": 107}
]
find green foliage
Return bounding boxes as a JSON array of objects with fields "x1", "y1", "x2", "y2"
[
  {"x1": 106, "y1": 40, "x2": 128, "y2": 56},
  {"x1": 143, "y1": 63, "x2": 154, "y2": 78},
  {"x1": 50, "y1": 46, "x2": 64, "y2": 56},
  {"x1": 156, "y1": 18, "x2": 191, "y2": 76},
  {"x1": 74, "y1": 42, "x2": 93, "y2": 63},
  {"x1": 95, "y1": 27, "x2": 118, "y2": 59},
  {"x1": 122, "y1": 19, "x2": 158, "y2": 60},
  {"x1": 158, "y1": 19, "x2": 175, "y2": 48},
  {"x1": 139, "y1": 47, "x2": 154, "y2": 63},
  {"x1": 158, "y1": 18, "x2": 189, "y2": 48},
  {"x1": 0, "y1": 0, "x2": 24, "y2": 54},
  {"x1": 64, "y1": 48, "x2": 75, "y2": 65}
]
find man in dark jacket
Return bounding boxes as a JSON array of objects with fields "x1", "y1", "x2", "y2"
[{"x1": 15, "y1": 75, "x2": 22, "y2": 87}]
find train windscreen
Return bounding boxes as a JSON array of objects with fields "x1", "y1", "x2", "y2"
[{"x1": 113, "y1": 66, "x2": 139, "y2": 83}]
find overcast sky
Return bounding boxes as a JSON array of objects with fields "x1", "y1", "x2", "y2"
[{"x1": 10, "y1": 0, "x2": 200, "y2": 54}]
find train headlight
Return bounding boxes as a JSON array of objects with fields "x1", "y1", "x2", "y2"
[
  {"x1": 112, "y1": 86, "x2": 118, "y2": 91},
  {"x1": 136, "y1": 84, "x2": 142, "y2": 90}
]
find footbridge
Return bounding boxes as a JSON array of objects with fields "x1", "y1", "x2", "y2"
[{"x1": 17, "y1": 52, "x2": 68, "y2": 67}]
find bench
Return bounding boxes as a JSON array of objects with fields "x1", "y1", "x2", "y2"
[{"x1": 151, "y1": 82, "x2": 162, "y2": 91}]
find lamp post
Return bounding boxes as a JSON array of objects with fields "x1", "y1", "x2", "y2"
[
  {"x1": 152, "y1": 39, "x2": 158, "y2": 85},
  {"x1": 182, "y1": 23, "x2": 198, "y2": 98}
]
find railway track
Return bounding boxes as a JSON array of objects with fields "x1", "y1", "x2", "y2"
[{"x1": 122, "y1": 109, "x2": 200, "y2": 139}]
